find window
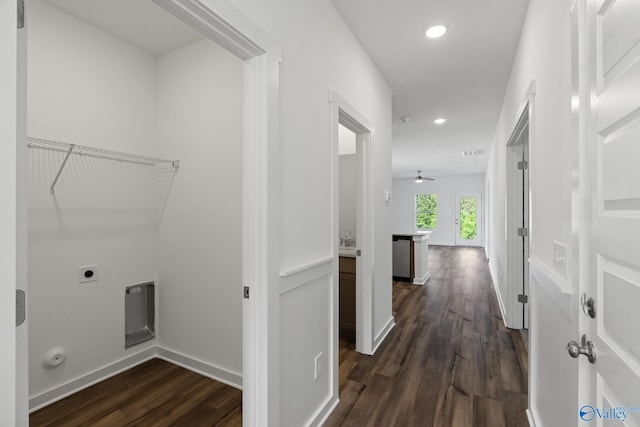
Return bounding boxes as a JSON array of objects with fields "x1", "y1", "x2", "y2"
[
  {"x1": 459, "y1": 196, "x2": 477, "y2": 239},
  {"x1": 416, "y1": 194, "x2": 437, "y2": 229}
]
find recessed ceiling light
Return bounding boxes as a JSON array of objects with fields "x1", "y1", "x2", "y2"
[
  {"x1": 425, "y1": 25, "x2": 447, "y2": 39},
  {"x1": 434, "y1": 118, "x2": 446, "y2": 125}
]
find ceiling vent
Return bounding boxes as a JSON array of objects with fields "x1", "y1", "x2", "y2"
[{"x1": 461, "y1": 149, "x2": 486, "y2": 157}]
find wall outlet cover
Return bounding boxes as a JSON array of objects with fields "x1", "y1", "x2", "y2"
[{"x1": 79, "y1": 265, "x2": 99, "y2": 283}]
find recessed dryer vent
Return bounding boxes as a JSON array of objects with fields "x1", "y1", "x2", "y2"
[{"x1": 125, "y1": 282, "x2": 155, "y2": 348}]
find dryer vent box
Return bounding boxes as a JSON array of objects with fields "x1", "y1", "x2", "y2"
[{"x1": 125, "y1": 282, "x2": 155, "y2": 348}]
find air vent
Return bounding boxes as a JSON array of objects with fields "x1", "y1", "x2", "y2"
[{"x1": 461, "y1": 149, "x2": 486, "y2": 157}]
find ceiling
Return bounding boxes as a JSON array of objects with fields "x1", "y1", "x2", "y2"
[
  {"x1": 43, "y1": 0, "x2": 203, "y2": 56},
  {"x1": 43, "y1": 0, "x2": 529, "y2": 179},
  {"x1": 331, "y1": 0, "x2": 530, "y2": 179}
]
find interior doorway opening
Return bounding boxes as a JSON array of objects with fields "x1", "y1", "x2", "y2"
[
  {"x1": 506, "y1": 105, "x2": 531, "y2": 330},
  {"x1": 9, "y1": 0, "x2": 279, "y2": 425},
  {"x1": 330, "y1": 90, "x2": 375, "y2": 410}
]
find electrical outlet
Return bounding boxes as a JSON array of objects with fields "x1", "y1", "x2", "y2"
[
  {"x1": 314, "y1": 352, "x2": 324, "y2": 380},
  {"x1": 553, "y1": 241, "x2": 568, "y2": 277},
  {"x1": 79, "y1": 265, "x2": 99, "y2": 283}
]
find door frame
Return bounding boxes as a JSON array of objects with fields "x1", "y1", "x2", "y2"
[
  {"x1": 2, "y1": 1, "x2": 282, "y2": 425},
  {"x1": 454, "y1": 191, "x2": 484, "y2": 247},
  {"x1": 329, "y1": 89, "x2": 375, "y2": 367},
  {"x1": 505, "y1": 83, "x2": 535, "y2": 330}
]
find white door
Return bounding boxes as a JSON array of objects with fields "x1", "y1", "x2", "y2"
[
  {"x1": 454, "y1": 192, "x2": 483, "y2": 246},
  {"x1": 577, "y1": 0, "x2": 640, "y2": 423},
  {"x1": 0, "y1": 0, "x2": 28, "y2": 425}
]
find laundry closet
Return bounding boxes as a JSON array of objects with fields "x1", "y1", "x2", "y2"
[{"x1": 26, "y1": 0, "x2": 244, "y2": 410}]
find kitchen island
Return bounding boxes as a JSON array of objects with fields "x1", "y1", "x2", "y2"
[{"x1": 392, "y1": 231, "x2": 431, "y2": 285}]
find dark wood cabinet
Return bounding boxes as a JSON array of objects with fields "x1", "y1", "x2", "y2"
[{"x1": 339, "y1": 257, "x2": 356, "y2": 341}]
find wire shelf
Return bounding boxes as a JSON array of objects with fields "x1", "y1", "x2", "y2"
[{"x1": 26, "y1": 137, "x2": 180, "y2": 195}]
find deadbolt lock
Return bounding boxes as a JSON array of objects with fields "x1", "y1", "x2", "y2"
[{"x1": 581, "y1": 293, "x2": 596, "y2": 319}]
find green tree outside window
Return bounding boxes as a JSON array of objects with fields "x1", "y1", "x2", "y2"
[
  {"x1": 416, "y1": 194, "x2": 437, "y2": 229},
  {"x1": 459, "y1": 196, "x2": 477, "y2": 239}
]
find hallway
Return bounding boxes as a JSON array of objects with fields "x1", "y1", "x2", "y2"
[{"x1": 325, "y1": 246, "x2": 529, "y2": 426}]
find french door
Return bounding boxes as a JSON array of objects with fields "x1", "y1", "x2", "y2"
[{"x1": 454, "y1": 192, "x2": 483, "y2": 246}]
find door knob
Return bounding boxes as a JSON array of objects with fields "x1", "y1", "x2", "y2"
[{"x1": 566, "y1": 334, "x2": 596, "y2": 364}]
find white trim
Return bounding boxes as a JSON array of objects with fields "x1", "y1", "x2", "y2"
[
  {"x1": 529, "y1": 258, "x2": 573, "y2": 318},
  {"x1": 1, "y1": 0, "x2": 21, "y2": 424},
  {"x1": 28, "y1": 346, "x2": 244, "y2": 413},
  {"x1": 29, "y1": 347, "x2": 157, "y2": 412},
  {"x1": 371, "y1": 316, "x2": 395, "y2": 355},
  {"x1": 153, "y1": 0, "x2": 280, "y2": 61},
  {"x1": 412, "y1": 271, "x2": 430, "y2": 285},
  {"x1": 279, "y1": 256, "x2": 333, "y2": 278},
  {"x1": 306, "y1": 396, "x2": 340, "y2": 427},
  {"x1": 156, "y1": 346, "x2": 242, "y2": 389},
  {"x1": 526, "y1": 408, "x2": 538, "y2": 427},
  {"x1": 489, "y1": 263, "x2": 509, "y2": 328}
]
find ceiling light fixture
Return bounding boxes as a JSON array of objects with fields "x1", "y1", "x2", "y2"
[
  {"x1": 434, "y1": 118, "x2": 446, "y2": 125},
  {"x1": 425, "y1": 25, "x2": 447, "y2": 39}
]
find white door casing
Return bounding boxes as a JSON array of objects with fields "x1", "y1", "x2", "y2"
[
  {"x1": 329, "y1": 89, "x2": 375, "y2": 357},
  {"x1": 506, "y1": 102, "x2": 531, "y2": 330},
  {"x1": 578, "y1": 0, "x2": 640, "y2": 423},
  {"x1": 454, "y1": 191, "x2": 483, "y2": 247},
  {"x1": 1, "y1": 0, "x2": 27, "y2": 425}
]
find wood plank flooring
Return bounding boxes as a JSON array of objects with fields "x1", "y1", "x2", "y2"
[
  {"x1": 325, "y1": 245, "x2": 529, "y2": 427},
  {"x1": 29, "y1": 358, "x2": 242, "y2": 426},
  {"x1": 30, "y1": 245, "x2": 526, "y2": 426}
]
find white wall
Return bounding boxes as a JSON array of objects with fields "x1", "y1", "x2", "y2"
[
  {"x1": 339, "y1": 154, "x2": 357, "y2": 238},
  {"x1": 27, "y1": 0, "x2": 159, "y2": 398},
  {"x1": 392, "y1": 174, "x2": 485, "y2": 246},
  {"x1": 485, "y1": 0, "x2": 577, "y2": 425},
  {"x1": 27, "y1": 0, "x2": 244, "y2": 404},
  {"x1": 218, "y1": 0, "x2": 393, "y2": 425},
  {"x1": 156, "y1": 38, "x2": 243, "y2": 378}
]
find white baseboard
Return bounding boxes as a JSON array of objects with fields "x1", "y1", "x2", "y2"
[
  {"x1": 29, "y1": 346, "x2": 157, "y2": 412},
  {"x1": 156, "y1": 346, "x2": 242, "y2": 390},
  {"x1": 29, "y1": 345, "x2": 243, "y2": 412},
  {"x1": 413, "y1": 271, "x2": 430, "y2": 285},
  {"x1": 526, "y1": 408, "x2": 537, "y2": 427},
  {"x1": 488, "y1": 263, "x2": 508, "y2": 328},
  {"x1": 307, "y1": 395, "x2": 339, "y2": 427},
  {"x1": 371, "y1": 316, "x2": 395, "y2": 355}
]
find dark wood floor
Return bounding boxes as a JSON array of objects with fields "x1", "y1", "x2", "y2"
[
  {"x1": 325, "y1": 245, "x2": 529, "y2": 427},
  {"x1": 29, "y1": 358, "x2": 242, "y2": 426},
  {"x1": 30, "y1": 246, "x2": 527, "y2": 427}
]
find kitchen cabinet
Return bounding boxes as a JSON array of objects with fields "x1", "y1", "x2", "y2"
[{"x1": 339, "y1": 256, "x2": 356, "y2": 341}]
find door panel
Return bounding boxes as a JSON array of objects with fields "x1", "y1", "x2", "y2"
[
  {"x1": 582, "y1": 0, "x2": 640, "y2": 423},
  {"x1": 454, "y1": 192, "x2": 483, "y2": 246}
]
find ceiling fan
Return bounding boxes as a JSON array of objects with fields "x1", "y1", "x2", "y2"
[{"x1": 405, "y1": 170, "x2": 435, "y2": 183}]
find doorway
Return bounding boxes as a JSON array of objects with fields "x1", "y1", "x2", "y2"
[
  {"x1": 454, "y1": 191, "x2": 484, "y2": 246},
  {"x1": 4, "y1": 1, "x2": 279, "y2": 425},
  {"x1": 330, "y1": 89, "x2": 375, "y2": 409},
  {"x1": 506, "y1": 106, "x2": 530, "y2": 330}
]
